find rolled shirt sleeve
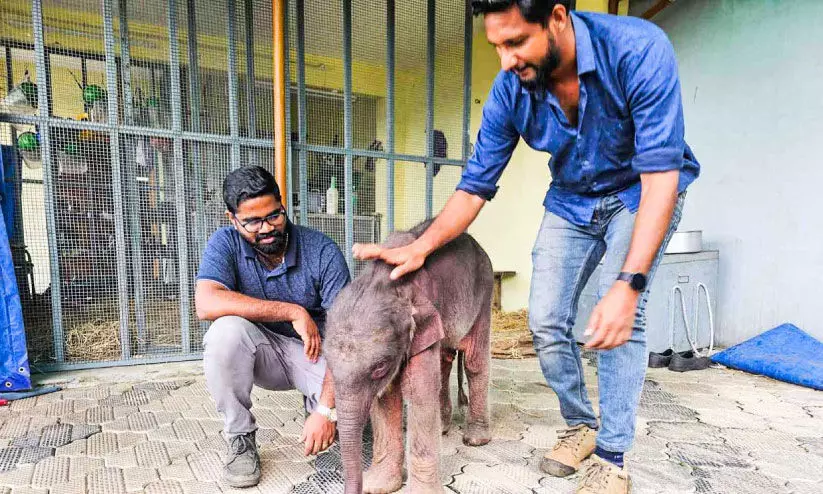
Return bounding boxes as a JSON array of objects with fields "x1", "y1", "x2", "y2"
[
  {"x1": 456, "y1": 72, "x2": 520, "y2": 200},
  {"x1": 623, "y1": 31, "x2": 686, "y2": 174},
  {"x1": 196, "y1": 229, "x2": 238, "y2": 290}
]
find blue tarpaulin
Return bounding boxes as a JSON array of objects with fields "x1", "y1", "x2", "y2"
[
  {"x1": 1, "y1": 145, "x2": 31, "y2": 392},
  {"x1": 711, "y1": 324, "x2": 823, "y2": 391}
]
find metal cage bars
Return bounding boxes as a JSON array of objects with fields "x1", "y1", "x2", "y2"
[{"x1": 2, "y1": 0, "x2": 473, "y2": 371}]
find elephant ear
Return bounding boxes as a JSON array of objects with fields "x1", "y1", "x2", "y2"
[{"x1": 407, "y1": 268, "x2": 445, "y2": 356}]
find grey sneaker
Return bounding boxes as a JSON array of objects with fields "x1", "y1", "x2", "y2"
[{"x1": 224, "y1": 431, "x2": 261, "y2": 488}]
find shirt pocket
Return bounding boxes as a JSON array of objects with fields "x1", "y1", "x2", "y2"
[{"x1": 597, "y1": 115, "x2": 635, "y2": 166}]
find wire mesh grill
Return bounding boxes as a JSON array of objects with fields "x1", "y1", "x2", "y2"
[{"x1": 0, "y1": 0, "x2": 470, "y2": 370}]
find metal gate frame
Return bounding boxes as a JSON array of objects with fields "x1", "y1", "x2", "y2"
[{"x1": 0, "y1": 0, "x2": 474, "y2": 371}]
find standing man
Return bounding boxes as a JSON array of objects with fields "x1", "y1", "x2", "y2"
[
  {"x1": 196, "y1": 166, "x2": 350, "y2": 488},
  {"x1": 354, "y1": 1, "x2": 699, "y2": 493}
]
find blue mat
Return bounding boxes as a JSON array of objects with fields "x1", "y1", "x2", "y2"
[{"x1": 711, "y1": 324, "x2": 823, "y2": 390}]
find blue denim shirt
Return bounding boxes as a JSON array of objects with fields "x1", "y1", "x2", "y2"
[
  {"x1": 457, "y1": 11, "x2": 700, "y2": 226},
  {"x1": 197, "y1": 221, "x2": 350, "y2": 340}
]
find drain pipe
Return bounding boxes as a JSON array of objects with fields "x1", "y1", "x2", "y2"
[{"x1": 272, "y1": 0, "x2": 288, "y2": 198}]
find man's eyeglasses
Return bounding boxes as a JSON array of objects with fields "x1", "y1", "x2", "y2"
[{"x1": 234, "y1": 207, "x2": 286, "y2": 233}]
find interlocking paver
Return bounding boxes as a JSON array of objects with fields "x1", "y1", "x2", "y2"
[
  {"x1": 86, "y1": 467, "x2": 126, "y2": 494},
  {"x1": 0, "y1": 463, "x2": 34, "y2": 486},
  {"x1": 0, "y1": 358, "x2": 819, "y2": 493},
  {"x1": 257, "y1": 461, "x2": 295, "y2": 493},
  {"x1": 39, "y1": 424, "x2": 74, "y2": 448},
  {"x1": 122, "y1": 467, "x2": 159, "y2": 492},
  {"x1": 49, "y1": 477, "x2": 86, "y2": 494},
  {"x1": 750, "y1": 448, "x2": 823, "y2": 482},
  {"x1": 668, "y1": 441, "x2": 751, "y2": 468},
  {"x1": 87, "y1": 433, "x2": 119, "y2": 457},
  {"x1": 0, "y1": 417, "x2": 31, "y2": 438},
  {"x1": 103, "y1": 447, "x2": 138, "y2": 469},
  {"x1": 162, "y1": 441, "x2": 197, "y2": 461},
  {"x1": 157, "y1": 459, "x2": 195, "y2": 481},
  {"x1": 647, "y1": 420, "x2": 722, "y2": 443},
  {"x1": 172, "y1": 420, "x2": 205, "y2": 442},
  {"x1": 187, "y1": 451, "x2": 222, "y2": 482},
  {"x1": 70, "y1": 424, "x2": 101, "y2": 441},
  {"x1": 30, "y1": 456, "x2": 70, "y2": 488},
  {"x1": 147, "y1": 425, "x2": 178, "y2": 443},
  {"x1": 127, "y1": 413, "x2": 158, "y2": 433},
  {"x1": 153, "y1": 412, "x2": 182, "y2": 426},
  {"x1": 116, "y1": 432, "x2": 147, "y2": 450},
  {"x1": 8, "y1": 487, "x2": 48, "y2": 494},
  {"x1": 177, "y1": 481, "x2": 221, "y2": 494},
  {"x1": 144, "y1": 479, "x2": 184, "y2": 494},
  {"x1": 56, "y1": 438, "x2": 87, "y2": 457},
  {"x1": 692, "y1": 467, "x2": 789, "y2": 494},
  {"x1": 86, "y1": 406, "x2": 115, "y2": 425},
  {"x1": 135, "y1": 441, "x2": 171, "y2": 468},
  {"x1": 68, "y1": 457, "x2": 104, "y2": 480},
  {"x1": 17, "y1": 447, "x2": 54, "y2": 465}
]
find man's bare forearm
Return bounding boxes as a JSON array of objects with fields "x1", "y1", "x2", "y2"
[
  {"x1": 621, "y1": 170, "x2": 680, "y2": 275},
  {"x1": 416, "y1": 190, "x2": 486, "y2": 255},
  {"x1": 318, "y1": 368, "x2": 335, "y2": 408},
  {"x1": 195, "y1": 281, "x2": 305, "y2": 322}
]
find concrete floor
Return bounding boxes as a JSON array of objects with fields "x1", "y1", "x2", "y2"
[{"x1": 1, "y1": 356, "x2": 821, "y2": 493}]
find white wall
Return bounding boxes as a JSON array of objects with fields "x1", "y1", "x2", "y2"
[{"x1": 656, "y1": 0, "x2": 823, "y2": 343}]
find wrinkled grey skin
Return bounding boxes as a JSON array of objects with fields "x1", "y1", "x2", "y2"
[{"x1": 325, "y1": 220, "x2": 493, "y2": 494}]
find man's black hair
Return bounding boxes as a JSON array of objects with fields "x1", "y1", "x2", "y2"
[
  {"x1": 470, "y1": 0, "x2": 574, "y2": 25},
  {"x1": 222, "y1": 165, "x2": 281, "y2": 214}
]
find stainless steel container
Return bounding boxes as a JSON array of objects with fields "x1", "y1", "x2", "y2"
[{"x1": 666, "y1": 230, "x2": 703, "y2": 254}]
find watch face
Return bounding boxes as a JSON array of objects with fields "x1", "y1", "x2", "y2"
[{"x1": 630, "y1": 273, "x2": 647, "y2": 291}]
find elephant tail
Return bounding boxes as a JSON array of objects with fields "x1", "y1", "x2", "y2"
[{"x1": 457, "y1": 350, "x2": 468, "y2": 407}]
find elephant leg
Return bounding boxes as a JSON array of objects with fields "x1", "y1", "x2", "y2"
[
  {"x1": 402, "y1": 344, "x2": 445, "y2": 493},
  {"x1": 440, "y1": 347, "x2": 456, "y2": 435},
  {"x1": 363, "y1": 377, "x2": 404, "y2": 494},
  {"x1": 461, "y1": 304, "x2": 492, "y2": 447}
]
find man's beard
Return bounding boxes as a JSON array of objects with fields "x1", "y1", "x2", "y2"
[
  {"x1": 518, "y1": 37, "x2": 561, "y2": 92},
  {"x1": 254, "y1": 230, "x2": 288, "y2": 256}
]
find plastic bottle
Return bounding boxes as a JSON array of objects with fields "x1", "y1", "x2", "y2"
[{"x1": 326, "y1": 176, "x2": 339, "y2": 215}]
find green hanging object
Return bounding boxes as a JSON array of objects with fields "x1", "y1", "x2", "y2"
[
  {"x1": 63, "y1": 142, "x2": 79, "y2": 156},
  {"x1": 17, "y1": 132, "x2": 39, "y2": 152},
  {"x1": 19, "y1": 80, "x2": 38, "y2": 106},
  {"x1": 146, "y1": 96, "x2": 159, "y2": 108},
  {"x1": 82, "y1": 84, "x2": 106, "y2": 104}
]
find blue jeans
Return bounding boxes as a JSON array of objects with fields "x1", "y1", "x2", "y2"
[{"x1": 528, "y1": 193, "x2": 685, "y2": 452}]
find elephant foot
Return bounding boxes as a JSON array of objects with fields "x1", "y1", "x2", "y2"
[
  {"x1": 363, "y1": 459, "x2": 404, "y2": 494},
  {"x1": 462, "y1": 422, "x2": 491, "y2": 447}
]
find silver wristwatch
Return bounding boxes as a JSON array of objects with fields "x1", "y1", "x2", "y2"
[{"x1": 315, "y1": 404, "x2": 337, "y2": 423}]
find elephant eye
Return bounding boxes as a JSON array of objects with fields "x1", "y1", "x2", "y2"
[{"x1": 371, "y1": 361, "x2": 392, "y2": 380}]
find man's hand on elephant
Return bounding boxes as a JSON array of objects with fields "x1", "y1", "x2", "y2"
[
  {"x1": 292, "y1": 309, "x2": 321, "y2": 363},
  {"x1": 352, "y1": 242, "x2": 428, "y2": 280},
  {"x1": 584, "y1": 282, "x2": 639, "y2": 350},
  {"x1": 301, "y1": 411, "x2": 336, "y2": 456}
]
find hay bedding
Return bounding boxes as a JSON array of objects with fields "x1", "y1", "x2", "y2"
[
  {"x1": 491, "y1": 309, "x2": 535, "y2": 359},
  {"x1": 25, "y1": 299, "x2": 185, "y2": 363},
  {"x1": 27, "y1": 303, "x2": 532, "y2": 362}
]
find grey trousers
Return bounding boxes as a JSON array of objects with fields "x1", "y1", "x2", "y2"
[{"x1": 203, "y1": 316, "x2": 326, "y2": 436}]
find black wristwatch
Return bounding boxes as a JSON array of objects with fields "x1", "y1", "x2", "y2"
[{"x1": 617, "y1": 272, "x2": 648, "y2": 292}]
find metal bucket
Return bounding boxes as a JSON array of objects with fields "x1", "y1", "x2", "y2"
[{"x1": 666, "y1": 230, "x2": 703, "y2": 254}]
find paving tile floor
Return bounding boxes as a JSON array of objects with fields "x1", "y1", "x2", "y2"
[{"x1": 1, "y1": 356, "x2": 821, "y2": 493}]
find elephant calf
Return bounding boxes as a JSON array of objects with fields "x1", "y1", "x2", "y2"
[{"x1": 325, "y1": 220, "x2": 494, "y2": 494}]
